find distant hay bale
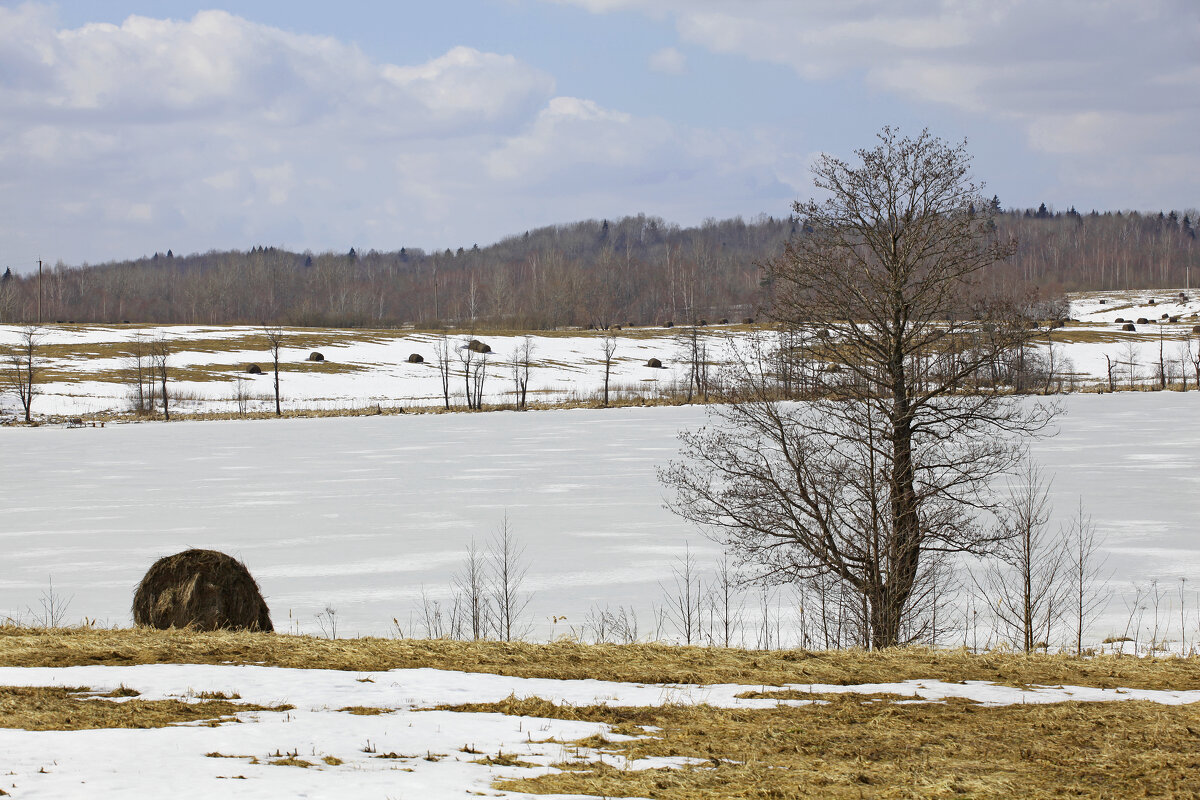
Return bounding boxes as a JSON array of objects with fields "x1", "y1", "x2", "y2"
[
  {"x1": 1099, "y1": 299, "x2": 1106, "y2": 305},
  {"x1": 1114, "y1": 317, "x2": 1125, "y2": 323},
  {"x1": 466, "y1": 339, "x2": 492, "y2": 354},
  {"x1": 1192, "y1": 324, "x2": 1200, "y2": 334},
  {"x1": 742, "y1": 317, "x2": 754, "y2": 324},
  {"x1": 1136, "y1": 317, "x2": 1150, "y2": 325},
  {"x1": 720, "y1": 318, "x2": 729, "y2": 324},
  {"x1": 699, "y1": 320, "x2": 708, "y2": 326},
  {"x1": 307, "y1": 351, "x2": 325, "y2": 362},
  {"x1": 610, "y1": 324, "x2": 622, "y2": 331},
  {"x1": 406, "y1": 353, "x2": 424, "y2": 364},
  {"x1": 646, "y1": 357, "x2": 663, "y2": 368},
  {"x1": 1123, "y1": 323, "x2": 1137, "y2": 332},
  {"x1": 662, "y1": 321, "x2": 674, "y2": 328},
  {"x1": 246, "y1": 364, "x2": 262, "y2": 374},
  {"x1": 1148, "y1": 298, "x2": 1157, "y2": 305},
  {"x1": 1048, "y1": 320, "x2": 1064, "y2": 330},
  {"x1": 1161, "y1": 313, "x2": 1170, "y2": 319},
  {"x1": 1171, "y1": 316, "x2": 1181, "y2": 323},
  {"x1": 132, "y1": 549, "x2": 273, "y2": 632}
]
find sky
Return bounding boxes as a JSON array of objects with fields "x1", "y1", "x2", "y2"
[{"x1": 0, "y1": 0, "x2": 1196, "y2": 269}]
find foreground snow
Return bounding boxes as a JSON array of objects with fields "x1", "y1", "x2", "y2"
[{"x1": 0, "y1": 663, "x2": 1196, "y2": 799}]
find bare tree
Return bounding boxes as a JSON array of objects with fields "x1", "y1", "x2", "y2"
[
  {"x1": 453, "y1": 539, "x2": 492, "y2": 640},
  {"x1": 262, "y1": 325, "x2": 284, "y2": 416},
  {"x1": 1103, "y1": 353, "x2": 1117, "y2": 393},
  {"x1": 600, "y1": 332, "x2": 618, "y2": 407},
  {"x1": 510, "y1": 335, "x2": 533, "y2": 409},
  {"x1": 662, "y1": 128, "x2": 1053, "y2": 649},
  {"x1": 975, "y1": 463, "x2": 1067, "y2": 653},
  {"x1": 1121, "y1": 339, "x2": 1139, "y2": 390},
  {"x1": 456, "y1": 339, "x2": 490, "y2": 410},
  {"x1": 435, "y1": 335, "x2": 453, "y2": 410},
  {"x1": 123, "y1": 333, "x2": 154, "y2": 414},
  {"x1": 150, "y1": 336, "x2": 171, "y2": 421},
  {"x1": 490, "y1": 513, "x2": 531, "y2": 641},
  {"x1": 661, "y1": 544, "x2": 705, "y2": 645},
  {"x1": 6, "y1": 325, "x2": 42, "y2": 423},
  {"x1": 1065, "y1": 500, "x2": 1109, "y2": 654}
]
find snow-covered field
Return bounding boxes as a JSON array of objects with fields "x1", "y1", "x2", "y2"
[
  {"x1": 0, "y1": 662, "x2": 1196, "y2": 799},
  {"x1": 4, "y1": 394, "x2": 1200, "y2": 649},
  {"x1": 0, "y1": 323, "x2": 738, "y2": 417},
  {"x1": 5, "y1": 289, "x2": 1200, "y2": 418}
]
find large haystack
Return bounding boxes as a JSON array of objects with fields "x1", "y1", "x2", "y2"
[
  {"x1": 308, "y1": 351, "x2": 325, "y2": 362},
  {"x1": 467, "y1": 339, "x2": 492, "y2": 354},
  {"x1": 133, "y1": 549, "x2": 273, "y2": 632},
  {"x1": 407, "y1": 353, "x2": 424, "y2": 363}
]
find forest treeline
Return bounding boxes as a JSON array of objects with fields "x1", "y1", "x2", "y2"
[{"x1": 0, "y1": 207, "x2": 1196, "y2": 329}]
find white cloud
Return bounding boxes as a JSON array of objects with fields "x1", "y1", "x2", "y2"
[
  {"x1": 0, "y1": 5, "x2": 796, "y2": 264},
  {"x1": 649, "y1": 46, "x2": 687, "y2": 75},
  {"x1": 547, "y1": 0, "x2": 1200, "y2": 208}
]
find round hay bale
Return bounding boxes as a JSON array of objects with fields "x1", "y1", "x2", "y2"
[
  {"x1": 742, "y1": 317, "x2": 754, "y2": 324},
  {"x1": 467, "y1": 339, "x2": 491, "y2": 354},
  {"x1": 1192, "y1": 324, "x2": 1200, "y2": 334},
  {"x1": 1098, "y1": 299, "x2": 1106, "y2": 305},
  {"x1": 1148, "y1": 298, "x2": 1156, "y2": 305},
  {"x1": 1170, "y1": 316, "x2": 1181, "y2": 323},
  {"x1": 699, "y1": 319, "x2": 708, "y2": 326},
  {"x1": 1123, "y1": 323, "x2": 1137, "y2": 332},
  {"x1": 406, "y1": 353, "x2": 424, "y2": 364},
  {"x1": 662, "y1": 321, "x2": 674, "y2": 328},
  {"x1": 1114, "y1": 317, "x2": 1125, "y2": 323},
  {"x1": 1136, "y1": 317, "x2": 1150, "y2": 325},
  {"x1": 1048, "y1": 319, "x2": 1064, "y2": 330},
  {"x1": 646, "y1": 357, "x2": 663, "y2": 368},
  {"x1": 720, "y1": 318, "x2": 729, "y2": 324},
  {"x1": 246, "y1": 364, "x2": 262, "y2": 374},
  {"x1": 132, "y1": 549, "x2": 272, "y2": 632},
  {"x1": 308, "y1": 351, "x2": 325, "y2": 362},
  {"x1": 1161, "y1": 313, "x2": 1170, "y2": 319}
]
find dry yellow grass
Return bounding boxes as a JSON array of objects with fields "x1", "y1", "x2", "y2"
[
  {"x1": 4, "y1": 627, "x2": 1200, "y2": 691},
  {"x1": 471, "y1": 695, "x2": 1200, "y2": 799},
  {"x1": 0, "y1": 685, "x2": 285, "y2": 730}
]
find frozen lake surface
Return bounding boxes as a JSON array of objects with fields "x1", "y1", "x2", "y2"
[{"x1": 4, "y1": 393, "x2": 1200, "y2": 646}]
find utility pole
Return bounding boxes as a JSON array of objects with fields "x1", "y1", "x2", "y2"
[{"x1": 37, "y1": 259, "x2": 42, "y2": 323}]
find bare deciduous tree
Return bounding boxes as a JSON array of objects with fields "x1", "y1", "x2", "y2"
[
  {"x1": 453, "y1": 539, "x2": 492, "y2": 641},
  {"x1": 1066, "y1": 500, "x2": 1109, "y2": 654},
  {"x1": 490, "y1": 513, "x2": 531, "y2": 641},
  {"x1": 975, "y1": 463, "x2": 1067, "y2": 653},
  {"x1": 435, "y1": 335, "x2": 453, "y2": 410},
  {"x1": 662, "y1": 128, "x2": 1054, "y2": 649},
  {"x1": 600, "y1": 332, "x2": 618, "y2": 407},
  {"x1": 510, "y1": 335, "x2": 533, "y2": 409},
  {"x1": 263, "y1": 325, "x2": 284, "y2": 416},
  {"x1": 6, "y1": 325, "x2": 42, "y2": 423},
  {"x1": 150, "y1": 336, "x2": 171, "y2": 421}
]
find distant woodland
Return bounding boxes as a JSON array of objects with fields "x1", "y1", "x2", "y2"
[{"x1": 1, "y1": 207, "x2": 1196, "y2": 328}]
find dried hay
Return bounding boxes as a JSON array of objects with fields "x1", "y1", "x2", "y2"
[
  {"x1": 646, "y1": 357, "x2": 664, "y2": 368},
  {"x1": 132, "y1": 549, "x2": 273, "y2": 632},
  {"x1": 246, "y1": 364, "x2": 262, "y2": 374},
  {"x1": 466, "y1": 339, "x2": 492, "y2": 354},
  {"x1": 1123, "y1": 323, "x2": 1137, "y2": 331},
  {"x1": 406, "y1": 353, "x2": 424, "y2": 364},
  {"x1": 307, "y1": 351, "x2": 325, "y2": 362}
]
